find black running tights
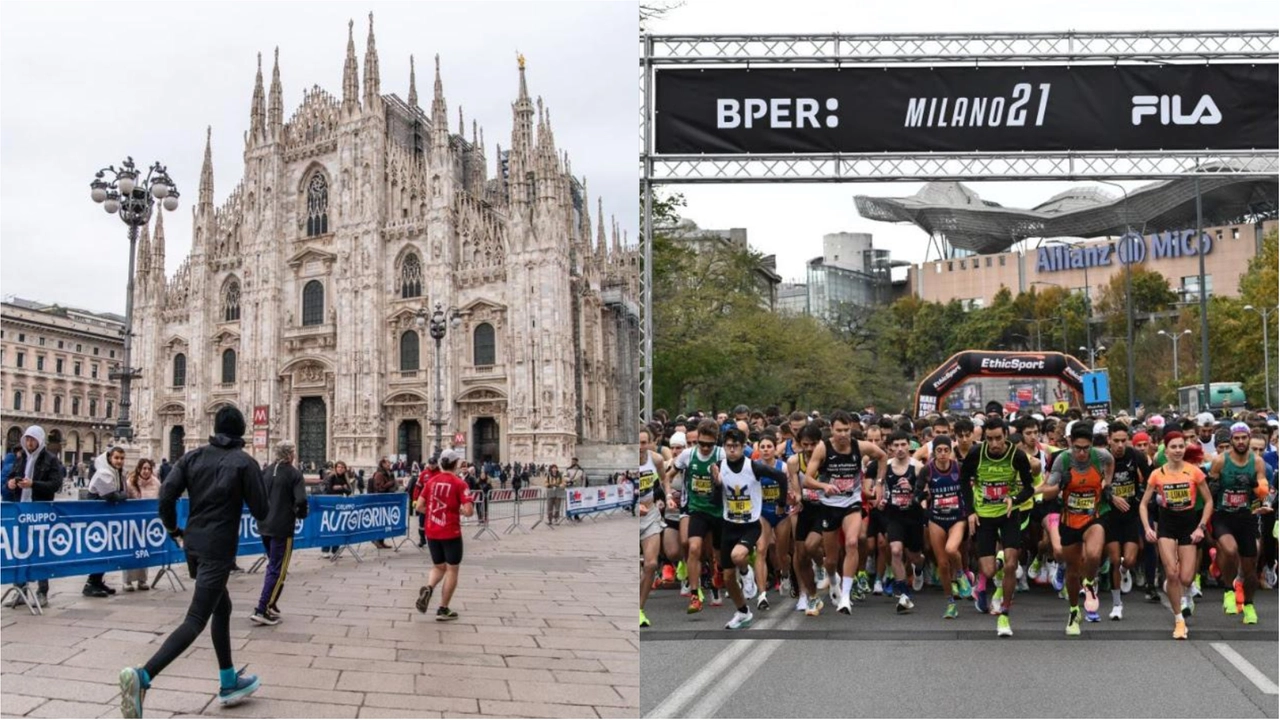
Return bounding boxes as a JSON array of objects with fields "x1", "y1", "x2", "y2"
[{"x1": 144, "y1": 554, "x2": 234, "y2": 679}]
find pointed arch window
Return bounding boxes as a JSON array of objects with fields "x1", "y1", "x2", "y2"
[
  {"x1": 221, "y1": 349, "x2": 237, "y2": 384},
  {"x1": 473, "y1": 323, "x2": 496, "y2": 366},
  {"x1": 399, "y1": 253, "x2": 423, "y2": 298},
  {"x1": 173, "y1": 354, "x2": 186, "y2": 387},
  {"x1": 302, "y1": 281, "x2": 324, "y2": 326},
  {"x1": 306, "y1": 173, "x2": 329, "y2": 236},
  {"x1": 400, "y1": 330, "x2": 420, "y2": 371},
  {"x1": 223, "y1": 278, "x2": 241, "y2": 322}
]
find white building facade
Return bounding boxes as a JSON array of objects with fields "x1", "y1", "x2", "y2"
[{"x1": 130, "y1": 18, "x2": 638, "y2": 471}]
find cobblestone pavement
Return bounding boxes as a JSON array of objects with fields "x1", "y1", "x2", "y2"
[{"x1": 0, "y1": 512, "x2": 637, "y2": 719}]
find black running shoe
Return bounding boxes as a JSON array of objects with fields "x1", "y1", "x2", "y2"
[
  {"x1": 436, "y1": 606, "x2": 458, "y2": 622},
  {"x1": 416, "y1": 585, "x2": 434, "y2": 614}
]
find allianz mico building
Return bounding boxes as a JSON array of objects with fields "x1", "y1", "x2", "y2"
[{"x1": 856, "y1": 175, "x2": 1279, "y2": 309}]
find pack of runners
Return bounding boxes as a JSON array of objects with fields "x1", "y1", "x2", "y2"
[{"x1": 640, "y1": 405, "x2": 1278, "y2": 639}]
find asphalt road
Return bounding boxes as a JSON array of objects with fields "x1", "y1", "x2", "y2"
[{"x1": 640, "y1": 579, "x2": 1278, "y2": 718}]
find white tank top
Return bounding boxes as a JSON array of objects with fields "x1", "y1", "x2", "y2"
[
  {"x1": 718, "y1": 458, "x2": 763, "y2": 524},
  {"x1": 638, "y1": 453, "x2": 659, "y2": 502}
]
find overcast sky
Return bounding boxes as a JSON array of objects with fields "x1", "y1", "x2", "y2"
[
  {"x1": 0, "y1": 1, "x2": 637, "y2": 315},
  {"x1": 648, "y1": 0, "x2": 1278, "y2": 283}
]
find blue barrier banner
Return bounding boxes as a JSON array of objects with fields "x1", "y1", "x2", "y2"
[
  {"x1": 307, "y1": 494, "x2": 406, "y2": 548},
  {"x1": 1, "y1": 494, "x2": 408, "y2": 584},
  {"x1": 0, "y1": 500, "x2": 178, "y2": 585}
]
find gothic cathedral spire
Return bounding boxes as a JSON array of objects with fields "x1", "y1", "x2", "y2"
[
  {"x1": 509, "y1": 53, "x2": 534, "y2": 206},
  {"x1": 198, "y1": 126, "x2": 214, "y2": 210},
  {"x1": 268, "y1": 47, "x2": 283, "y2": 139},
  {"x1": 363, "y1": 12, "x2": 380, "y2": 110},
  {"x1": 407, "y1": 54, "x2": 418, "y2": 109},
  {"x1": 152, "y1": 201, "x2": 166, "y2": 278},
  {"x1": 342, "y1": 19, "x2": 360, "y2": 115},
  {"x1": 430, "y1": 54, "x2": 448, "y2": 152},
  {"x1": 249, "y1": 52, "x2": 266, "y2": 143}
]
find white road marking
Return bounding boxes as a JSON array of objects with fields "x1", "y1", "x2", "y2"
[
  {"x1": 683, "y1": 612, "x2": 805, "y2": 719},
  {"x1": 644, "y1": 605, "x2": 800, "y2": 718},
  {"x1": 1210, "y1": 642, "x2": 1279, "y2": 695}
]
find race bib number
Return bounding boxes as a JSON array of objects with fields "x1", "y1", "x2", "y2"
[
  {"x1": 1112, "y1": 479, "x2": 1135, "y2": 500},
  {"x1": 639, "y1": 473, "x2": 657, "y2": 495},
  {"x1": 727, "y1": 498, "x2": 752, "y2": 519},
  {"x1": 1162, "y1": 483, "x2": 1192, "y2": 508},
  {"x1": 934, "y1": 495, "x2": 960, "y2": 511},
  {"x1": 762, "y1": 484, "x2": 781, "y2": 502},
  {"x1": 802, "y1": 488, "x2": 821, "y2": 502},
  {"x1": 982, "y1": 483, "x2": 1008, "y2": 502},
  {"x1": 1066, "y1": 493, "x2": 1096, "y2": 513},
  {"x1": 692, "y1": 475, "x2": 713, "y2": 495},
  {"x1": 892, "y1": 491, "x2": 912, "y2": 508},
  {"x1": 832, "y1": 476, "x2": 858, "y2": 495},
  {"x1": 1224, "y1": 490, "x2": 1249, "y2": 509}
]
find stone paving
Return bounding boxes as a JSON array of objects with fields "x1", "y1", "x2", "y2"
[{"x1": 0, "y1": 512, "x2": 637, "y2": 718}]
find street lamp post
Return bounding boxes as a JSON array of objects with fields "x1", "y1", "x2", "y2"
[
  {"x1": 416, "y1": 302, "x2": 460, "y2": 459},
  {"x1": 1242, "y1": 305, "x2": 1278, "y2": 410},
  {"x1": 1096, "y1": 180, "x2": 1141, "y2": 414},
  {"x1": 1079, "y1": 344, "x2": 1106, "y2": 371},
  {"x1": 1044, "y1": 240, "x2": 1092, "y2": 353},
  {"x1": 1157, "y1": 329, "x2": 1193, "y2": 382},
  {"x1": 1029, "y1": 282, "x2": 1069, "y2": 353},
  {"x1": 88, "y1": 158, "x2": 180, "y2": 442}
]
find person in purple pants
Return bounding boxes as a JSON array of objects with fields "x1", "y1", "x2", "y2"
[{"x1": 250, "y1": 441, "x2": 308, "y2": 626}]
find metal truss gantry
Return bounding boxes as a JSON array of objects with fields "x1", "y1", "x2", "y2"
[{"x1": 638, "y1": 29, "x2": 1280, "y2": 420}]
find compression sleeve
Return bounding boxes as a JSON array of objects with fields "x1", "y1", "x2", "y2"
[
  {"x1": 959, "y1": 448, "x2": 980, "y2": 512},
  {"x1": 1011, "y1": 450, "x2": 1036, "y2": 507}
]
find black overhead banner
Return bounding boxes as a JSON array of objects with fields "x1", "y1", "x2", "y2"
[
  {"x1": 654, "y1": 64, "x2": 1279, "y2": 154},
  {"x1": 913, "y1": 351, "x2": 1089, "y2": 417}
]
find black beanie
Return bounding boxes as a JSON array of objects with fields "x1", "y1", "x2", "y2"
[{"x1": 215, "y1": 406, "x2": 246, "y2": 438}]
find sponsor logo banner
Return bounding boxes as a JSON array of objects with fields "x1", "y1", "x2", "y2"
[
  {"x1": 654, "y1": 64, "x2": 1277, "y2": 154},
  {"x1": 914, "y1": 351, "x2": 1090, "y2": 417},
  {"x1": 565, "y1": 484, "x2": 635, "y2": 517},
  {"x1": 2, "y1": 494, "x2": 408, "y2": 584}
]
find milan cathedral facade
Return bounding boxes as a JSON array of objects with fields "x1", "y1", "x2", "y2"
[{"x1": 129, "y1": 16, "x2": 639, "y2": 469}]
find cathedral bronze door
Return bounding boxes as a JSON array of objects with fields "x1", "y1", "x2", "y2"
[
  {"x1": 168, "y1": 426, "x2": 185, "y2": 461},
  {"x1": 397, "y1": 420, "x2": 422, "y2": 465},
  {"x1": 298, "y1": 397, "x2": 327, "y2": 472},
  {"x1": 473, "y1": 417, "x2": 499, "y2": 465}
]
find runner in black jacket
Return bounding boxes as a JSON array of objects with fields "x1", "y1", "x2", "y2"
[{"x1": 119, "y1": 407, "x2": 268, "y2": 718}]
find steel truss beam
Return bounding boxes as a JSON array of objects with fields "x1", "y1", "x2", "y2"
[
  {"x1": 641, "y1": 30, "x2": 1279, "y2": 65},
  {"x1": 646, "y1": 151, "x2": 1280, "y2": 184},
  {"x1": 638, "y1": 30, "x2": 1280, "y2": 422}
]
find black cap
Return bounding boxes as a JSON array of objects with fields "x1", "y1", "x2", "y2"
[{"x1": 214, "y1": 406, "x2": 246, "y2": 439}]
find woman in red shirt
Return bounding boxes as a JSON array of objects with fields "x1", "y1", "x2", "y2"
[{"x1": 413, "y1": 449, "x2": 475, "y2": 621}]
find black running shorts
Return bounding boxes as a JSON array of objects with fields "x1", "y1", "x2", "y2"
[
  {"x1": 1213, "y1": 512, "x2": 1259, "y2": 558},
  {"x1": 719, "y1": 521, "x2": 762, "y2": 570},
  {"x1": 975, "y1": 511, "x2": 1022, "y2": 558},
  {"x1": 687, "y1": 511, "x2": 722, "y2": 549},
  {"x1": 426, "y1": 537, "x2": 464, "y2": 565}
]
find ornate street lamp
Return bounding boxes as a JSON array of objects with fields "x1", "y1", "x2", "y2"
[
  {"x1": 88, "y1": 157, "x2": 180, "y2": 442},
  {"x1": 416, "y1": 302, "x2": 460, "y2": 459}
]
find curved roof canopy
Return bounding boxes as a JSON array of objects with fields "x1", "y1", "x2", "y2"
[{"x1": 855, "y1": 164, "x2": 1278, "y2": 254}]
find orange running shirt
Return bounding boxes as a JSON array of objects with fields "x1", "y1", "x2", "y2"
[{"x1": 1149, "y1": 463, "x2": 1206, "y2": 514}]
